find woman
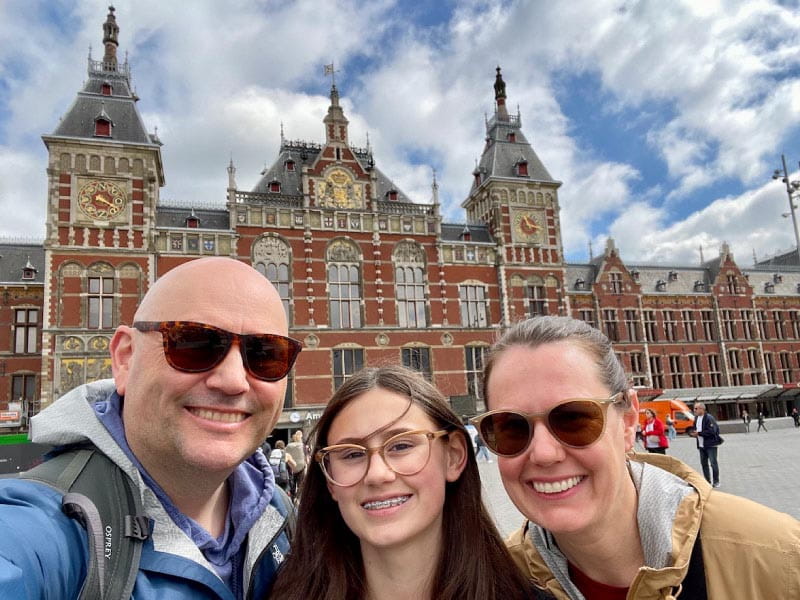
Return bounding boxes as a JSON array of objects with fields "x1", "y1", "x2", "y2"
[
  {"x1": 268, "y1": 365, "x2": 538, "y2": 600},
  {"x1": 642, "y1": 408, "x2": 668, "y2": 454},
  {"x1": 473, "y1": 316, "x2": 800, "y2": 599}
]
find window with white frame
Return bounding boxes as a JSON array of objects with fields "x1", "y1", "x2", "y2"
[
  {"x1": 603, "y1": 309, "x2": 619, "y2": 341},
  {"x1": 465, "y1": 346, "x2": 489, "y2": 409},
  {"x1": 669, "y1": 355, "x2": 683, "y2": 388},
  {"x1": 650, "y1": 355, "x2": 664, "y2": 388},
  {"x1": 708, "y1": 354, "x2": 722, "y2": 387},
  {"x1": 578, "y1": 309, "x2": 596, "y2": 328},
  {"x1": 644, "y1": 310, "x2": 658, "y2": 342},
  {"x1": 701, "y1": 310, "x2": 715, "y2": 341},
  {"x1": 624, "y1": 310, "x2": 639, "y2": 342},
  {"x1": 253, "y1": 235, "x2": 292, "y2": 320},
  {"x1": 630, "y1": 352, "x2": 646, "y2": 387},
  {"x1": 747, "y1": 349, "x2": 761, "y2": 384},
  {"x1": 459, "y1": 284, "x2": 488, "y2": 327},
  {"x1": 14, "y1": 309, "x2": 38, "y2": 354},
  {"x1": 394, "y1": 242, "x2": 428, "y2": 328},
  {"x1": 525, "y1": 284, "x2": 547, "y2": 317},
  {"x1": 779, "y1": 351, "x2": 792, "y2": 384},
  {"x1": 609, "y1": 272, "x2": 623, "y2": 294},
  {"x1": 88, "y1": 276, "x2": 114, "y2": 329},
  {"x1": 721, "y1": 310, "x2": 735, "y2": 340},
  {"x1": 327, "y1": 240, "x2": 362, "y2": 329},
  {"x1": 773, "y1": 310, "x2": 785, "y2": 340},
  {"x1": 332, "y1": 348, "x2": 364, "y2": 390},
  {"x1": 764, "y1": 352, "x2": 777, "y2": 384},
  {"x1": 664, "y1": 310, "x2": 677, "y2": 342},
  {"x1": 682, "y1": 310, "x2": 696, "y2": 342},
  {"x1": 402, "y1": 347, "x2": 432, "y2": 380},
  {"x1": 741, "y1": 310, "x2": 755, "y2": 341},
  {"x1": 688, "y1": 354, "x2": 703, "y2": 387},
  {"x1": 757, "y1": 310, "x2": 768, "y2": 339}
]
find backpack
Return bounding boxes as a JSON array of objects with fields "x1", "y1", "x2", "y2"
[
  {"x1": 19, "y1": 445, "x2": 297, "y2": 600},
  {"x1": 269, "y1": 448, "x2": 290, "y2": 486},
  {"x1": 19, "y1": 446, "x2": 149, "y2": 600}
]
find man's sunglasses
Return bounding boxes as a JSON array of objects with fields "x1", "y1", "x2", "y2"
[
  {"x1": 132, "y1": 321, "x2": 302, "y2": 382},
  {"x1": 470, "y1": 393, "x2": 625, "y2": 456}
]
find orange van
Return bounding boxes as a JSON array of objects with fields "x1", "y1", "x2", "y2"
[{"x1": 638, "y1": 399, "x2": 695, "y2": 434}]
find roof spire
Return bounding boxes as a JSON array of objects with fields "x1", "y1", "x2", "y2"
[
  {"x1": 494, "y1": 65, "x2": 509, "y2": 121},
  {"x1": 227, "y1": 157, "x2": 237, "y2": 190},
  {"x1": 102, "y1": 5, "x2": 119, "y2": 71}
]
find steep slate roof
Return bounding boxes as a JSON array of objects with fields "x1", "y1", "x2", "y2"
[
  {"x1": 743, "y1": 267, "x2": 800, "y2": 296},
  {"x1": 156, "y1": 206, "x2": 230, "y2": 230},
  {"x1": 565, "y1": 264, "x2": 597, "y2": 292},
  {"x1": 252, "y1": 141, "x2": 415, "y2": 203},
  {"x1": 440, "y1": 223, "x2": 494, "y2": 243},
  {"x1": 0, "y1": 244, "x2": 45, "y2": 284}
]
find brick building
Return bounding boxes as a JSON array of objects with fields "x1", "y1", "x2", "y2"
[{"x1": 2, "y1": 8, "x2": 799, "y2": 437}]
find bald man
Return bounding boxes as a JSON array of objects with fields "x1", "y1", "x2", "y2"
[{"x1": 0, "y1": 258, "x2": 301, "y2": 599}]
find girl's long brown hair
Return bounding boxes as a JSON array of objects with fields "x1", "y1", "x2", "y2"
[{"x1": 267, "y1": 365, "x2": 533, "y2": 600}]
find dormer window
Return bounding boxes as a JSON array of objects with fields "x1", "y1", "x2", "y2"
[
  {"x1": 630, "y1": 269, "x2": 640, "y2": 282},
  {"x1": 575, "y1": 278, "x2": 585, "y2": 290},
  {"x1": 515, "y1": 159, "x2": 529, "y2": 177},
  {"x1": 656, "y1": 279, "x2": 667, "y2": 291},
  {"x1": 460, "y1": 226, "x2": 471, "y2": 241},
  {"x1": 765, "y1": 281, "x2": 775, "y2": 293},
  {"x1": 693, "y1": 280, "x2": 706, "y2": 292},
  {"x1": 507, "y1": 132, "x2": 516, "y2": 142},
  {"x1": 185, "y1": 215, "x2": 200, "y2": 228},
  {"x1": 95, "y1": 118, "x2": 111, "y2": 137},
  {"x1": 269, "y1": 180, "x2": 281, "y2": 193},
  {"x1": 774, "y1": 273, "x2": 783, "y2": 284},
  {"x1": 22, "y1": 267, "x2": 36, "y2": 280},
  {"x1": 473, "y1": 171, "x2": 481, "y2": 187},
  {"x1": 386, "y1": 189, "x2": 398, "y2": 201},
  {"x1": 101, "y1": 82, "x2": 112, "y2": 96},
  {"x1": 668, "y1": 271, "x2": 678, "y2": 281},
  {"x1": 285, "y1": 160, "x2": 295, "y2": 172}
]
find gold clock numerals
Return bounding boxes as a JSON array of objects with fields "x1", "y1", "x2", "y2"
[{"x1": 77, "y1": 180, "x2": 127, "y2": 219}]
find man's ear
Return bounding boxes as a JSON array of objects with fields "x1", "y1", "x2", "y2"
[
  {"x1": 110, "y1": 326, "x2": 134, "y2": 396},
  {"x1": 623, "y1": 389, "x2": 640, "y2": 453},
  {"x1": 445, "y1": 431, "x2": 468, "y2": 483}
]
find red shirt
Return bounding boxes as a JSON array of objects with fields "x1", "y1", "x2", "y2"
[{"x1": 568, "y1": 561, "x2": 629, "y2": 600}]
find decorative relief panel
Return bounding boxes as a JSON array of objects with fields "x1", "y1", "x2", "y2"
[
  {"x1": 253, "y1": 235, "x2": 290, "y2": 264},
  {"x1": 327, "y1": 238, "x2": 360, "y2": 262}
]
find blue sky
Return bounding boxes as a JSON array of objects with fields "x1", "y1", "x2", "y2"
[{"x1": 1, "y1": 0, "x2": 800, "y2": 265}]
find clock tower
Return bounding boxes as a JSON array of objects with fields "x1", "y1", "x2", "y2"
[
  {"x1": 39, "y1": 6, "x2": 164, "y2": 407},
  {"x1": 462, "y1": 67, "x2": 566, "y2": 324}
]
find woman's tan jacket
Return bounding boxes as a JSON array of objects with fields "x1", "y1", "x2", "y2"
[{"x1": 506, "y1": 453, "x2": 800, "y2": 599}]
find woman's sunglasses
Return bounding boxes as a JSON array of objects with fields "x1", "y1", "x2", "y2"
[
  {"x1": 470, "y1": 392, "x2": 625, "y2": 456},
  {"x1": 132, "y1": 321, "x2": 302, "y2": 381}
]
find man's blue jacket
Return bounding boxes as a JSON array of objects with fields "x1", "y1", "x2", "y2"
[{"x1": 0, "y1": 380, "x2": 292, "y2": 599}]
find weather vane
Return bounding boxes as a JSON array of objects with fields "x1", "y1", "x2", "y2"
[{"x1": 323, "y1": 62, "x2": 338, "y2": 87}]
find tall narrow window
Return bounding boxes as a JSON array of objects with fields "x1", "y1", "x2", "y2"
[
  {"x1": 701, "y1": 310, "x2": 715, "y2": 341},
  {"x1": 650, "y1": 355, "x2": 664, "y2": 389},
  {"x1": 332, "y1": 348, "x2": 364, "y2": 390},
  {"x1": 624, "y1": 310, "x2": 639, "y2": 342},
  {"x1": 630, "y1": 352, "x2": 646, "y2": 387},
  {"x1": 774, "y1": 310, "x2": 785, "y2": 340},
  {"x1": 14, "y1": 309, "x2": 39, "y2": 354},
  {"x1": 11, "y1": 374, "x2": 36, "y2": 404},
  {"x1": 669, "y1": 355, "x2": 683, "y2": 388},
  {"x1": 764, "y1": 353, "x2": 777, "y2": 384},
  {"x1": 791, "y1": 311, "x2": 800, "y2": 339},
  {"x1": 708, "y1": 355, "x2": 722, "y2": 387},
  {"x1": 465, "y1": 346, "x2": 489, "y2": 410},
  {"x1": 578, "y1": 309, "x2": 596, "y2": 328},
  {"x1": 328, "y1": 240, "x2": 362, "y2": 329},
  {"x1": 741, "y1": 310, "x2": 755, "y2": 340},
  {"x1": 726, "y1": 275, "x2": 737, "y2": 294},
  {"x1": 394, "y1": 243, "x2": 428, "y2": 328},
  {"x1": 688, "y1": 355, "x2": 703, "y2": 387},
  {"x1": 609, "y1": 272, "x2": 623, "y2": 294},
  {"x1": 682, "y1": 310, "x2": 695, "y2": 342},
  {"x1": 748, "y1": 349, "x2": 762, "y2": 385},
  {"x1": 88, "y1": 276, "x2": 114, "y2": 329},
  {"x1": 402, "y1": 347, "x2": 432, "y2": 381},
  {"x1": 757, "y1": 310, "x2": 768, "y2": 339},
  {"x1": 722, "y1": 310, "x2": 735, "y2": 340},
  {"x1": 644, "y1": 310, "x2": 658, "y2": 342},
  {"x1": 459, "y1": 284, "x2": 488, "y2": 327},
  {"x1": 525, "y1": 285, "x2": 547, "y2": 317},
  {"x1": 253, "y1": 235, "x2": 292, "y2": 321},
  {"x1": 603, "y1": 309, "x2": 619, "y2": 342},
  {"x1": 779, "y1": 352, "x2": 792, "y2": 384},
  {"x1": 663, "y1": 310, "x2": 677, "y2": 342}
]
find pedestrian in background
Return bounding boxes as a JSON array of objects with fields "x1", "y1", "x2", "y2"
[
  {"x1": 474, "y1": 429, "x2": 492, "y2": 462},
  {"x1": 741, "y1": 409, "x2": 751, "y2": 433},
  {"x1": 691, "y1": 402, "x2": 722, "y2": 488},
  {"x1": 791, "y1": 407, "x2": 799, "y2": 428},
  {"x1": 665, "y1": 414, "x2": 677, "y2": 440},
  {"x1": 643, "y1": 408, "x2": 669, "y2": 454},
  {"x1": 285, "y1": 429, "x2": 308, "y2": 499},
  {"x1": 757, "y1": 411, "x2": 768, "y2": 432}
]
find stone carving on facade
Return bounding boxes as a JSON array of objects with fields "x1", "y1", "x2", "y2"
[
  {"x1": 253, "y1": 234, "x2": 290, "y2": 265},
  {"x1": 62, "y1": 336, "x2": 84, "y2": 352},
  {"x1": 393, "y1": 241, "x2": 425, "y2": 264},
  {"x1": 88, "y1": 336, "x2": 109, "y2": 351},
  {"x1": 304, "y1": 333, "x2": 320, "y2": 349},
  {"x1": 327, "y1": 239, "x2": 359, "y2": 262},
  {"x1": 375, "y1": 333, "x2": 390, "y2": 346}
]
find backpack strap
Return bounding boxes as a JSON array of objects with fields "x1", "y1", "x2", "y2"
[{"x1": 20, "y1": 447, "x2": 150, "y2": 600}]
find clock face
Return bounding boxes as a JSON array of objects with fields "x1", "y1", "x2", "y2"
[
  {"x1": 318, "y1": 168, "x2": 363, "y2": 209},
  {"x1": 77, "y1": 180, "x2": 127, "y2": 220},
  {"x1": 513, "y1": 210, "x2": 543, "y2": 242}
]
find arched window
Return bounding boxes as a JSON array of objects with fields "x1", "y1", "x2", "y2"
[
  {"x1": 327, "y1": 239, "x2": 362, "y2": 328},
  {"x1": 393, "y1": 242, "x2": 428, "y2": 328},
  {"x1": 252, "y1": 235, "x2": 292, "y2": 321}
]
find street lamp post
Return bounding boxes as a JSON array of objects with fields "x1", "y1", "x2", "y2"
[{"x1": 772, "y1": 154, "x2": 800, "y2": 265}]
